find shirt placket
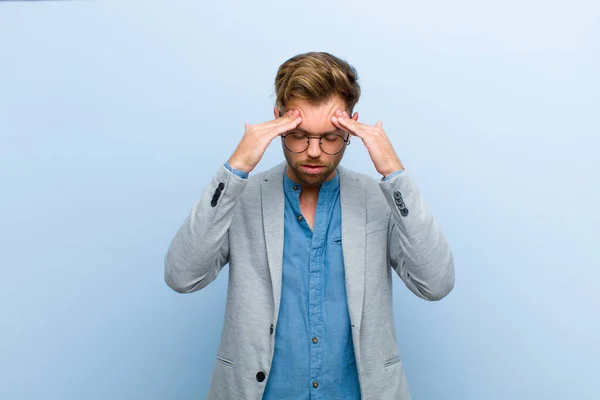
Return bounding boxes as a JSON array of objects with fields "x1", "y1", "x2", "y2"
[{"x1": 308, "y1": 190, "x2": 330, "y2": 399}]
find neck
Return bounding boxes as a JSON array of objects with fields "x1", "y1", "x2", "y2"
[
  {"x1": 300, "y1": 185, "x2": 320, "y2": 199},
  {"x1": 299, "y1": 187, "x2": 319, "y2": 214}
]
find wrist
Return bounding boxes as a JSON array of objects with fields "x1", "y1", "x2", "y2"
[
  {"x1": 227, "y1": 156, "x2": 252, "y2": 173},
  {"x1": 380, "y1": 161, "x2": 404, "y2": 178}
]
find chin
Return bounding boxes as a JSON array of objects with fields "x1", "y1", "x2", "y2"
[
  {"x1": 298, "y1": 175, "x2": 327, "y2": 187},
  {"x1": 295, "y1": 168, "x2": 333, "y2": 187}
]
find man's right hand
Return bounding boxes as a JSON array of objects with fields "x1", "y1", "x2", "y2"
[{"x1": 227, "y1": 109, "x2": 302, "y2": 173}]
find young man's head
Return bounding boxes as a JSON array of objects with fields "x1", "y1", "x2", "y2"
[{"x1": 273, "y1": 52, "x2": 361, "y2": 187}]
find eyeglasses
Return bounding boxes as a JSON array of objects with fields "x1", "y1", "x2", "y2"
[{"x1": 281, "y1": 132, "x2": 350, "y2": 155}]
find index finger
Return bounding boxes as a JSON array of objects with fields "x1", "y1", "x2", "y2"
[
  {"x1": 269, "y1": 110, "x2": 302, "y2": 138},
  {"x1": 332, "y1": 113, "x2": 363, "y2": 138}
]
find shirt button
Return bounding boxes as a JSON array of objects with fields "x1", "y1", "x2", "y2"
[
  {"x1": 297, "y1": 215, "x2": 303, "y2": 221},
  {"x1": 293, "y1": 185, "x2": 299, "y2": 190},
  {"x1": 312, "y1": 381, "x2": 319, "y2": 388},
  {"x1": 312, "y1": 337, "x2": 318, "y2": 344}
]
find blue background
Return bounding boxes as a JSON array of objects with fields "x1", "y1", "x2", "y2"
[{"x1": 1, "y1": 1, "x2": 598, "y2": 399}]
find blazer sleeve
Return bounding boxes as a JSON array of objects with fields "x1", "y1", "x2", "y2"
[
  {"x1": 378, "y1": 170, "x2": 455, "y2": 301},
  {"x1": 164, "y1": 164, "x2": 248, "y2": 293}
]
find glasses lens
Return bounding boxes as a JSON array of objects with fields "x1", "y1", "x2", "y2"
[
  {"x1": 321, "y1": 134, "x2": 345, "y2": 154},
  {"x1": 284, "y1": 134, "x2": 309, "y2": 153}
]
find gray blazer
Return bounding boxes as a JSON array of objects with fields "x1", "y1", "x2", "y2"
[{"x1": 165, "y1": 162, "x2": 455, "y2": 399}]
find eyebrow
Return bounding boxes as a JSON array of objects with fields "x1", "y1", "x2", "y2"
[{"x1": 293, "y1": 127, "x2": 343, "y2": 136}]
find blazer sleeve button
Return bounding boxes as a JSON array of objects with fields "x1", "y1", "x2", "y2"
[{"x1": 218, "y1": 182, "x2": 225, "y2": 190}]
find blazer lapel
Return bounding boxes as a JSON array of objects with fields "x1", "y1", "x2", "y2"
[
  {"x1": 261, "y1": 162, "x2": 287, "y2": 322},
  {"x1": 338, "y1": 166, "x2": 367, "y2": 332}
]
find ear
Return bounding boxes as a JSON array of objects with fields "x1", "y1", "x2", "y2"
[
  {"x1": 274, "y1": 106, "x2": 282, "y2": 119},
  {"x1": 352, "y1": 111, "x2": 359, "y2": 121}
]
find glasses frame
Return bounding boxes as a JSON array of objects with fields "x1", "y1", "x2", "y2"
[{"x1": 281, "y1": 132, "x2": 351, "y2": 155}]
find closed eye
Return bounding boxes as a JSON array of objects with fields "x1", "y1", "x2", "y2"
[{"x1": 323, "y1": 134, "x2": 343, "y2": 142}]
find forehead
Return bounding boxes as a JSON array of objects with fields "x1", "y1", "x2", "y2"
[{"x1": 288, "y1": 96, "x2": 347, "y2": 134}]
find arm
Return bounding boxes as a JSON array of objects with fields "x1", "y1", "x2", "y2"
[
  {"x1": 165, "y1": 110, "x2": 303, "y2": 293},
  {"x1": 331, "y1": 110, "x2": 454, "y2": 301},
  {"x1": 380, "y1": 171, "x2": 455, "y2": 300},
  {"x1": 164, "y1": 165, "x2": 247, "y2": 293}
]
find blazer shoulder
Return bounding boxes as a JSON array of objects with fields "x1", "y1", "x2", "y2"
[
  {"x1": 340, "y1": 167, "x2": 389, "y2": 213},
  {"x1": 236, "y1": 167, "x2": 272, "y2": 203},
  {"x1": 340, "y1": 166, "x2": 380, "y2": 190},
  {"x1": 247, "y1": 170, "x2": 268, "y2": 186}
]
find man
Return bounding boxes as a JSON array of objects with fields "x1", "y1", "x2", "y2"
[{"x1": 164, "y1": 52, "x2": 455, "y2": 400}]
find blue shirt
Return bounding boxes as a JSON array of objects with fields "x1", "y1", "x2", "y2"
[
  {"x1": 223, "y1": 163, "x2": 403, "y2": 399},
  {"x1": 263, "y1": 171, "x2": 360, "y2": 399}
]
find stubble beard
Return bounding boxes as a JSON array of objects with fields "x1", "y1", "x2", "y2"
[
  {"x1": 293, "y1": 163, "x2": 334, "y2": 187},
  {"x1": 285, "y1": 153, "x2": 342, "y2": 188}
]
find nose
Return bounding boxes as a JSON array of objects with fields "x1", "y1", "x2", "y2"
[{"x1": 306, "y1": 137, "x2": 322, "y2": 158}]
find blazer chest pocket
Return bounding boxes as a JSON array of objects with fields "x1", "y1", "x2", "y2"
[
  {"x1": 366, "y1": 217, "x2": 389, "y2": 236},
  {"x1": 216, "y1": 354, "x2": 234, "y2": 367}
]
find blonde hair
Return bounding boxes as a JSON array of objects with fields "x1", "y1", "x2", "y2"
[{"x1": 274, "y1": 52, "x2": 361, "y2": 114}]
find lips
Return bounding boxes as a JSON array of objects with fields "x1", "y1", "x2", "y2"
[{"x1": 301, "y1": 164, "x2": 326, "y2": 174}]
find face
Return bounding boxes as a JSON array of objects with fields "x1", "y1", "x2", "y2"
[{"x1": 275, "y1": 96, "x2": 353, "y2": 188}]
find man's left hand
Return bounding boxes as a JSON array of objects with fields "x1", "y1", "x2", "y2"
[{"x1": 331, "y1": 110, "x2": 404, "y2": 178}]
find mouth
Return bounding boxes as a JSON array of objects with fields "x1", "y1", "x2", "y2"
[{"x1": 300, "y1": 164, "x2": 326, "y2": 174}]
